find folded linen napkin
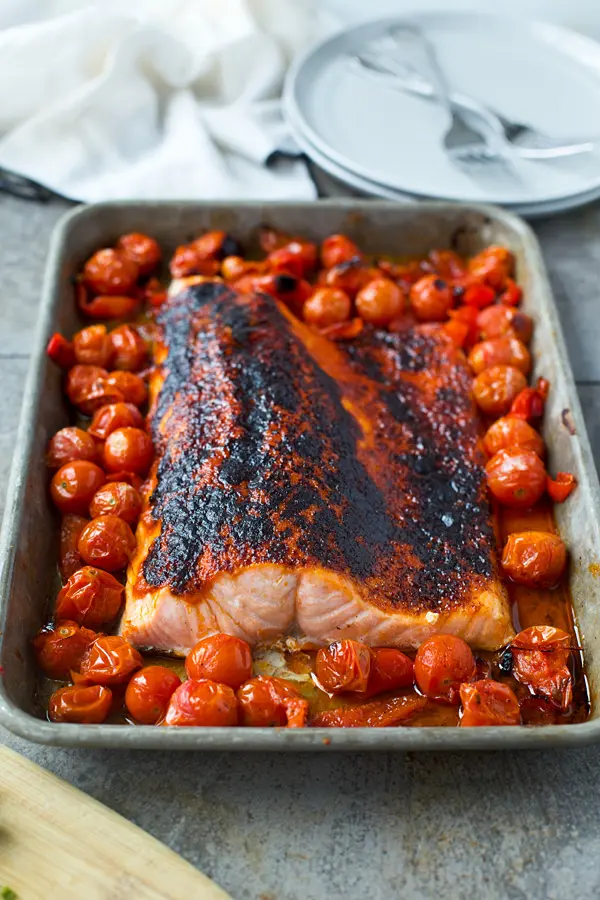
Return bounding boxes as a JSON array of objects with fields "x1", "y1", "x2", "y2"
[{"x1": 0, "y1": 0, "x2": 328, "y2": 201}]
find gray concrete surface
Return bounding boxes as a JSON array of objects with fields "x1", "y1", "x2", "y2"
[{"x1": 2, "y1": 192, "x2": 600, "y2": 900}]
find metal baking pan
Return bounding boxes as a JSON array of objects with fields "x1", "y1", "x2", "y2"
[{"x1": 2, "y1": 199, "x2": 600, "y2": 750}]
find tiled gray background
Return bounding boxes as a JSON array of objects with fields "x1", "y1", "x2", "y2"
[{"x1": 2, "y1": 192, "x2": 600, "y2": 900}]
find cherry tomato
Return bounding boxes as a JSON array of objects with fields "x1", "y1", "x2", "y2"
[
  {"x1": 141, "y1": 277, "x2": 168, "y2": 308},
  {"x1": 311, "y1": 695, "x2": 427, "y2": 727},
  {"x1": 90, "y1": 481, "x2": 142, "y2": 524},
  {"x1": 77, "y1": 287, "x2": 139, "y2": 320},
  {"x1": 501, "y1": 531, "x2": 567, "y2": 588},
  {"x1": 82, "y1": 248, "x2": 139, "y2": 295},
  {"x1": 185, "y1": 634, "x2": 252, "y2": 689},
  {"x1": 46, "y1": 332, "x2": 75, "y2": 368},
  {"x1": 378, "y1": 258, "x2": 428, "y2": 287},
  {"x1": 77, "y1": 515, "x2": 136, "y2": 571},
  {"x1": 324, "y1": 260, "x2": 373, "y2": 298},
  {"x1": 414, "y1": 634, "x2": 475, "y2": 701},
  {"x1": 105, "y1": 371, "x2": 147, "y2": 407},
  {"x1": 462, "y1": 282, "x2": 496, "y2": 310},
  {"x1": 315, "y1": 640, "x2": 372, "y2": 694},
  {"x1": 125, "y1": 666, "x2": 182, "y2": 724},
  {"x1": 547, "y1": 472, "x2": 577, "y2": 503},
  {"x1": 355, "y1": 278, "x2": 405, "y2": 326},
  {"x1": 88, "y1": 402, "x2": 144, "y2": 440},
  {"x1": 512, "y1": 625, "x2": 573, "y2": 710},
  {"x1": 73, "y1": 325, "x2": 112, "y2": 367},
  {"x1": 510, "y1": 377, "x2": 549, "y2": 422},
  {"x1": 48, "y1": 684, "x2": 112, "y2": 724},
  {"x1": 267, "y1": 240, "x2": 318, "y2": 278},
  {"x1": 221, "y1": 256, "x2": 263, "y2": 281},
  {"x1": 472, "y1": 365, "x2": 527, "y2": 417},
  {"x1": 303, "y1": 287, "x2": 351, "y2": 328},
  {"x1": 33, "y1": 621, "x2": 97, "y2": 679},
  {"x1": 103, "y1": 427, "x2": 153, "y2": 475},
  {"x1": 468, "y1": 246, "x2": 514, "y2": 290},
  {"x1": 428, "y1": 249, "x2": 466, "y2": 280},
  {"x1": 55, "y1": 566, "x2": 124, "y2": 627},
  {"x1": 59, "y1": 514, "x2": 88, "y2": 580},
  {"x1": 108, "y1": 324, "x2": 147, "y2": 371},
  {"x1": 46, "y1": 427, "x2": 98, "y2": 470},
  {"x1": 485, "y1": 447, "x2": 546, "y2": 509},
  {"x1": 459, "y1": 680, "x2": 520, "y2": 727},
  {"x1": 66, "y1": 365, "x2": 121, "y2": 415},
  {"x1": 362, "y1": 648, "x2": 414, "y2": 699},
  {"x1": 477, "y1": 305, "x2": 533, "y2": 344},
  {"x1": 116, "y1": 232, "x2": 161, "y2": 276},
  {"x1": 483, "y1": 415, "x2": 545, "y2": 459},
  {"x1": 498, "y1": 278, "x2": 523, "y2": 307},
  {"x1": 50, "y1": 460, "x2": 105, "y2": 515},
  {"x1": 237, "y1": 676, "x2": 308, "y2": 728},
  {"x1": 80, "y1": 634, "x2": 143, "y2": 685},
  {"x1": 193, "y1": 231, "x2": 240, "y2": 261},
  {"x1": 169, "y1": 244, "x2": 220, "y2": 278},
  {"x1": 468, "y1": 337, "x2": 531, "y2": 375},
  {"x1": 319, "y1": 318, "x2": 364, "y2": 341},
  {"x1": 163, "y1": 679, "x2": 239, "y2": 726},
  {"x1": 410, "y1": 275, "x2": 453, "y2": 322},
  {"x1": 321, "y1": 234, "x2": 363, "y2": 269}
]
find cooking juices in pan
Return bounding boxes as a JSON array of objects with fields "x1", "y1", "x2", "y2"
[{"x1": 37, "y1": 228, "x2": 589, "y2": 728}]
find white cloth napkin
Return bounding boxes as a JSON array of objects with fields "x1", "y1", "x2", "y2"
[{"x1": 0, "y1": 0, "x2": 329, "y2": 201}]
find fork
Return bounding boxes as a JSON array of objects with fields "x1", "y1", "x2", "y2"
[{"x1": 353, "y1": 49, "x2": 598, "y2": 160}]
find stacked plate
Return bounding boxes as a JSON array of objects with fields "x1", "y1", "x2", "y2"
[{"x1": 283, "y1": 13, "x2": 600, "y2": 217}]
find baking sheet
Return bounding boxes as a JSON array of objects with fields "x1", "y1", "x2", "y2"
[{"x1": 1, "y1": 199, "x2": 599, "y2": 750}]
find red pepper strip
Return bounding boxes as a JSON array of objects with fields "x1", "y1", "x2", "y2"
[
  {"x1": 547, "y1": 472, "x2": 577, "y2": 502},
  {"x1": 46, "y1": 332, "x2": 75, "y2": 369},
  {"x1": 311, "y1": 695, "x2": 426, "y2": 727},
  {"x1": 510, "y1": 377, "x2": 550, "y2": 421}
]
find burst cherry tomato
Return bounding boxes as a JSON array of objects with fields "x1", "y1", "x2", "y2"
[
  {"x1": 320, "y1": 234, "x2": 363, "y2": 269},
  {"x1": 428, "y1": 249, "x2": 466, "y2": 280},
  {"x1": 80, "y1": 635, "x2": 143, "y2": 685},
  {"x1": 512, "y1": 625, "x2": 573, "y2": 710},
  {"x1": 414, "y1": 634, "x2": 475, "y2": 701},
  {"x1": 59, "y1": 514, "x2": 88, "y2": 580},
  {"x1": 50, "y1": 460, "x2": 105, "y2": 515},
  {"x1": 315, "y1": 639, "x2": 372, "y2": 694},
  {"x1": 163, "y1": 679, "x2": 239, "y2": 726},
  {"x1": 46, "y1": 332, "x2": 75, "y2": 368},
  {"x1": 125, "y1": 666, "x2": 182, "y2": 724},
  {"x1": 303, "y1": 287, "x2": 351, "y2": 328},
  {"x1": 46, "y1": 427, "x2": 98, "y2": 469},
  {"x1": 169, "y1": 245, "x2": 220, "y2": 278},
  {"x1": 499, "y1": 278, "x2": 522, "y2": 307},
  {"x1": 33, "y1": 621, "x2": 97, "y2": 679},
  {"x1": 55, "y1": 566, "x2": 124, "y2": 627},
  {"x1": 116, "y1": 232, "x2": 161, "y2": 276},
  {"x1": 410, "y1": 275, "x2": 453, "y2": 322},
  {"x1": 185, "y1": 634, "x2": 252, "y2": 689},
  {"x1": 82, "y1": 248, "x2": 139, "y2": 295},
  {"x1": 77, "y1": 515, "x2": 136, "y2": 571},
  {"x1": 90, "y1": 481, "x2": 142, "y2": 524},
  {"x1": 103, "y1": 427, "x2": 153, "y2": 475},
  {"x1": 237, "y1": 676, "x2": 308, "y2": 727},
  {"x1": 66, "y1": 365, "x2": 122, "y2": 415},
  {"x1": 362, "y1": 648, "x2": 414, "y2": 699},
  {"x1": 88, "y1": 402, "x2": 144, "y2": 440},
  {"x1": 48, "y1": 684, "x2": 112, "y2": 724},
  {"x1": 485, "y1": 447, "x2": 546, "y2": 508},
  {"x1": 468, "y1": 337, "x2": 531, "y2": 375},
  {"x1": 547, "y1": 472, "x2": 577, "y2": 503},
  {"x1": 472, "y1": 365, "x2": 527, "y2": 417},
  {"x1": 477, "y1": 305, "x2": 533, "y2": 344},
  {"x1": 459, "y1": 680, "x2": 520, "y2": 727},
  {"x1": 221, "y1": 256, "x2": 263, "y2": 281},
  {"x1": 467, "y1": 246, "x2": 514, "y2": 290},
  {"x1": 501, "y1": 531, "x2": 567, "y2": 588},
  {"x1": 324, "y1": 260, "x2": 373, "y2": 298},
  {"x1": 311, "y1": 695, "x2": 427, "y2": 727},
  {"x1": 510, "y1": 378, "x2": 549, "y2": 422},
  {"x1": 483, "y1": 415, "x2": 545, "y2": 459},
  {"x1": 462, "y1": 282, "x2": 496, "y2": 310},
  {"x1": 105, "y1": 371, "x2": 147, "y2": 407},
  {"x1": 77, "y1": 287, "x2": 139, "y2": 320},
  {"x1": 194, "y1": 230, "x2": 240, "y2": 260},
  {"x1": 355, "y1": 278, "x2": 405, "y2": 326},
  {"x1": 108, "y1": 324, "x2": 147, "y2": 371},
  {"x1": 73, "y1": 325, "x2": 112, "y2": 367},
  {"x1": 267, "y1": 240, "x2": 318, "y2": 278}
]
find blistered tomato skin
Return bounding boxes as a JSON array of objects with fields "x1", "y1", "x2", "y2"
[
  {"x1": 355, "y1": 279, "x2": 405, "y2": 326},
  {"x1": 315, "y1": 639, "x2": 372, "y2": 694},
  {"x1": 512, "y1": 625, "x2": 573, "y2": 711},
  {"x1": 485, "y1": 448, "x2": 547, "y2": 509},
  {"x1": 109, "y1": 325, "x2": 148, "y2": 372},
  {"x1": 163, "y1": 679, "x2": 239, "y2": 726},
  {"x1": 303, "y1": 287, "x2": 351, "y2": 328},
  {"x1": 50, "y1": 461, "x2": 106, "y2": 515},
  {"x1": 362, "y1": 648, "x2": 414, "y2": 699},
  {"x1": 472, "y1": 365, "x2": 527, "y2": 417},
  {"x1": 185, "y1": 634, "x2": 252, "y2": 689},
  {"x1": 90, "y1": 481, "x2": 142, "y2": 525},
  {"x1": 82, "y1": 248, "x2": 139, "y2": 295},
  {"x1": 80, "y1": 635, "x2": 143, "y2": 685},
  {"x1": 459, "y1": 681, "x2": 520, "y2": 727},
  {"x1": 73, "y1": 325, "x2": 112, "y2": 367},
  {"x1": 410, "y1": 275, "x2": 453, "y2": 322},
  {"x1": 501, "y1": 531, "x2": 567, "y2": 588},
  {"x1": 88, "y1": 402, "x2": 144, "y2": 440},
  {"x1": 125, "y1": 666, "x2": 182, "y2": 724},
  {"x1": 468, "y1": 337, "x2": 531, "y2": 376},
  {"x1": 77, "y1": 515, "x2": 136, "y2": 571},
  {"x1": 103, "y1": 427, "x2": 153, "y2": 475},
  {"x1": 237, "y1": 676, "x2": 308, "y2": 728},
  {"x1": 48, "y1": 684, "x2": 112, "y2": 724},
  {"x1": 477, "y1": 306, "x2": 533, "y2": 344},
  {"x1": 116, "y1": 232, "x2": 161, "y2": 276},
  {"x1": 55, "y1": 566, "x2": 124, "y2": 627},
  {"x1": 320, "y1": 234, "x2": 363, "y2": 269},
  {"x1": 483, "y1": 416, "x2": 545, "y2": 459},
  {"x1": 467, "y1": 246, "x2": 514, "y2": 290},
  {"x1": 414, "y1": 635, "x2": 476, "y2": 701},
  {"x1": 46, "y1": 428, "x2": 98, "y2": 470},
  {"x1": 33, "y1": 621, "x2": 97, "y2": 679},
  {"x1": 105, "y1": 372, "x2": 148, "y2": 407}
]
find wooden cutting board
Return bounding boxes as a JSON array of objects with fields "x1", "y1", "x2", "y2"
[{"x1": 0, "y1": 746, "x2": 231, "y2": 900}]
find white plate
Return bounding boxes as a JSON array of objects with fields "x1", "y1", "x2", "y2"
[
  {"x1": 284, "y1": 13, "x2": 600, "y2": 206},
  {"x1": 288, "y1": 108, "x2": 600, "y2": 219}
]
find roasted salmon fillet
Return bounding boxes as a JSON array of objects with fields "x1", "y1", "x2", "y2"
[{"x1": 121, "y1": 282, "x2": 513, "y2": 654}]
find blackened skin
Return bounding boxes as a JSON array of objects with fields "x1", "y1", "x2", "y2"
[{"x1": 142, "y1": 283, "x2": 495, "y2": 612}]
